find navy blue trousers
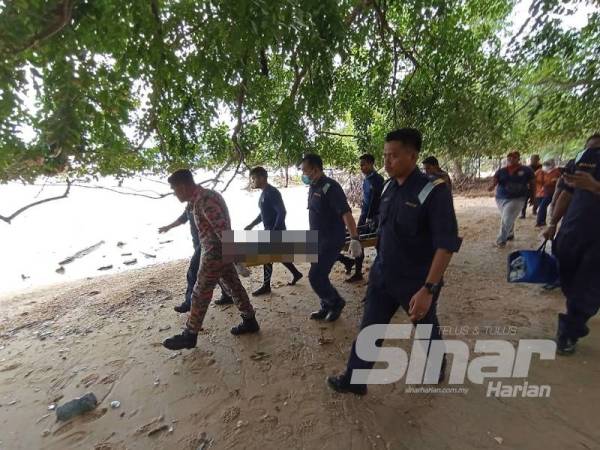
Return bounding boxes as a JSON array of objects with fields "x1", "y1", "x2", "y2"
[{"x1": 342, "y1": 279, "x2": 442, "y2": 386}]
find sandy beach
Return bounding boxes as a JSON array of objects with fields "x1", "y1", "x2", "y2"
[{"x1": 1, "y1": 196, "x2": 599, "y2": 450}]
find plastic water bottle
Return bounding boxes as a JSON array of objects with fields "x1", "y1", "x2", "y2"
[{"x1": 55, "y1": 393, "x2": 98, "y2": 421}]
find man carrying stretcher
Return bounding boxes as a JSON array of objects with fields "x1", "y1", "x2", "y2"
[{"x1": 337, "y1": 154, "x2": 385, "y2": 282}]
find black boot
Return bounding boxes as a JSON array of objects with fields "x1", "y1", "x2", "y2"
[
  {"x1": 288, "y1": 272, "x2": 303, "y2": 286},
  {"x1": 325, "y1": 299, "x2": 346, "y2": 322},
  {"x1": 310, "y1": 308, "x2": 329, "y2": 320},
  {"x1": 343, "y1": 260, "x2": 354, "y2": 275},
  {"x1": 174, "y1": 302, "x2": 190, "y2": 313},
  {"x1": 556, "y1": 334, "x2": 577, "y2": 355},
  {"x1": 252, "y1": 284, "x2": 271, "y2": 296},
  {"x1": 326, "y1": 374, "x2": 367, "y2": 396},
  {"x1": 214, "y1": 293, "x2": 234, "y2": 305},
  {"x1": 345, "y1": 272, "x2": 363, "y2": 283},
  {"x1": 163, "y1": 329, "x2": 198, "y2": 350},
  {"x1": 231, "y1": 316, "x2": 260, "y2": 335}
]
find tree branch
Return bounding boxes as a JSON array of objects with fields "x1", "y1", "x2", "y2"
[
  {"x1": 345, "y1": 0, "x2": 374, "y2": 26},
  {"x1": 221, "y1": 158, "x2": 243, "y2": 193},
  {"x1": 0, "y1": 179, "x2": 71, "y2": 225},
  {"x1": 534, "y1": 77, "x2": 600, "y2": 89},
  {"x1": 7, "y1": 0, "x2": 75, "y2": 55},
  {"x1": 36, "y1": 182, "x2": 172, "y2": 199},
  {"x1": 371, "y1": 0, "x2": 421, "y2": 69},
  {"x1": 315, "y1": 130, "x2": 357, "y2": 138},
  {"x1": 222, "y1": 78, "x2": 248, "y2": 193}
]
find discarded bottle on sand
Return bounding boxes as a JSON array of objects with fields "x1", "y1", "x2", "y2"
[{"x1": 55, "y1": 393, "x2": 98, "y2": 421}]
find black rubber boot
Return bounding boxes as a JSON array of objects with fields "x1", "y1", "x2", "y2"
[
  {"x1": 326, "y1": 374, "x2": 367, "y2": 396},
  {"x1": 252, "y1": 284, "x2": 272, "y2": 296},
  {"x1": 230, "y1": 316, "x2": 260, "y2": 335},
  {"x1": 214, "y1": 293, "x2": 234, "y2": 305},
  {"x1": 163, "y1": 329, "x2": 198, "y2": 350},
  {"x1": 310, "y1": 309, "x2": 329, "y2": 320},
  {"x1": 325, "y1": 299, "x2": 346, "y2": 322},
  {"x1": 345, "y1": 273, "x2": 363, "y2": 283},
  {"x1": 556, "y1": 334, "x2": 577, "y2": 355},
  {"x1": 174, "y1": 302, "x2": 191, "y2": 313},
  {"x1": 343, "y1": 260, "x2": 354, "y2": 275},
  {"x1": 289, "y1": 272, "x2": 303, "y2": 286}
]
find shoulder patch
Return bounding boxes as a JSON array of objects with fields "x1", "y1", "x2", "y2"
[
  {"x1": 322, "y1": 182, "x2": 331, "y2": 194},
  {"x1": 418, "y1": 178, "x2": 445, "y2": 204}
]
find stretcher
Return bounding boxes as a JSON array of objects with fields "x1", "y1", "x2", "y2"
[{"x1": 243, "y1": 229, "x2": 378, "y2": 267}]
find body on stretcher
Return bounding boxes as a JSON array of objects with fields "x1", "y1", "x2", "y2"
[{"x1": 241, "y1": 226, "x2": 378, "y2": 267}]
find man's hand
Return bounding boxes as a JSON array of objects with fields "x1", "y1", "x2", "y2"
[
  {"x1": 564, "y1": 171, "x2": 600, "y2": 194},
  {"x1": 244, "y1": 224, "x2": 253, "y2": 231},
  {"x1": 349, "y1": 239, "x2": 363, "y2": 259},
  {"x1": 542, "y1": 224, "x2": 557, "y2": 241},
  {"x1": 408, "y1": 287, "x2": 433, "y2": 322},
  {"x1": 158, "y1": 225, "x2": 170, "y2": 234}
]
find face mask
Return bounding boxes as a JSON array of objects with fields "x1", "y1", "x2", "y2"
[{"x1": 301, "y1": 174, "x2": 312, "y2": 185}]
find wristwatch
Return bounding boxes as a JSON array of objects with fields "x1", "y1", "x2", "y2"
[{"x1": 424, "y1": 282, "x2": 441, "y2": 296}]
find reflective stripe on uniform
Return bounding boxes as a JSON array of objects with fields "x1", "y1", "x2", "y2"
[
  {"x1": 418, "y1": 178, "x2": 445, "y2": 204},
  {"x1": 323, "y1": 182, "x2": 331, "y2": 194},
  {"x1": 381, "y1": 179, "x2": 393, "y2": 197}
]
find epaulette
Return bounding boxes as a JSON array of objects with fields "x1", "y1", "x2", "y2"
[{"x1": 418, "y1": 177, "x2": 445, "y2": 204}]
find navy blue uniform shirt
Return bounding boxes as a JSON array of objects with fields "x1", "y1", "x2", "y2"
[
  {"x1": 254, "y1": 184, "x2": 287, "y2": 230},
  {"x1": 372, "y1": 169, "x2": 462, "y2": 293},
  {"x1": 360, "y1": 171, "x2": 385, "y2": 225},
  {"x1": 308, "y1": 175, "x2": 351, "y2": 245},
  {"x1": 494, "y1": 165, "x2": 534, "y2": 199},
  {"x1": 557, "y1": 147, "x2": 600, "y2": 246}
]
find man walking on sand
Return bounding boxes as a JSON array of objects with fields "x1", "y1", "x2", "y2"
[
  {"x1": 488, "y1": 151, "x2": 535, "y2": 248},
  {"x1": 244, "y1": 166, "x2": 303, "y2": 295},
  {"x1": 162, "y1": 169, "x2": 259, "y2": 350},
  {"x1": 158, "y1": 204, "x2": 233, "y2": 313}
]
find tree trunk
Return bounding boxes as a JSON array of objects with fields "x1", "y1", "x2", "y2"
[{"x1": 452, "y1": 158, "x2": 465, "y2": 181}]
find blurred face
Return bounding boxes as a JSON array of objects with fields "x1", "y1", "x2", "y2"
[
  {"x1": 507, "y1": 155, "x2": 519, "y2": 166},
  {"x1": 359, "y1": 159, "x2": 374, "y2": 175},
  {"x1": 531, "y1": 155, "x2": 540, "y2": 165},
  {"x1": 384, "y1": 140, "x2": 417, "y2": 179}
]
